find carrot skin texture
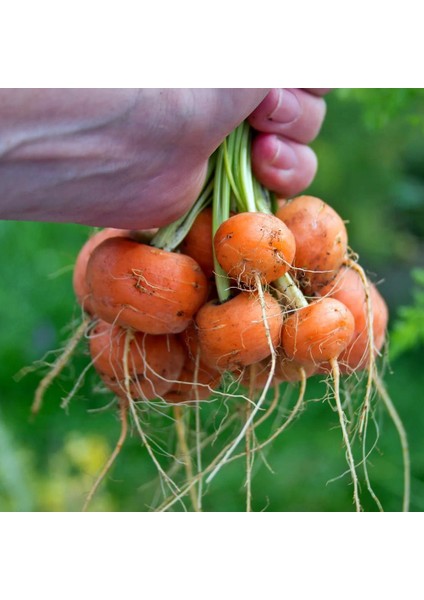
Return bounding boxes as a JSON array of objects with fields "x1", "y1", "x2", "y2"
[
  {"x1": 86, "y1": 237, "x2": 209, "y2": 335},
  {"x1": 276, "y1": 195, "x2": 348, "y2": 294},
  {"x1": 319, "y1": 267, "x2": 388, "y2": 372},
  {"x1": 90, "y1": 319, "x2": 185, "y2": 400},
  {"x1": 281, "y1": 297, "x2": 355, "y2": 365},
  {"x1": 195, "y1": 291, "x2": 283, "y2": 371},
  {"x1": 214, "y1": 212, "x2": 296, "y2": 285},
  {"x1": 180, "y1": 207, "x2": 215, "y2": 280},
  {"x1": 73, "y1": 228, "x2": 131, "y2": 314}
]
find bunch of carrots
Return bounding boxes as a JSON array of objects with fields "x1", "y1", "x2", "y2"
[
  {"x1": 36, "y1": 120, "x2": 409, "y2": 511},
  {"x1": 75, "y1": 124, "x2": 387, "y2": 399}
]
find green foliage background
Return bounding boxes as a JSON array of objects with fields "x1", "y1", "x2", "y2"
[{"x1": 1, "y1": 89, "x2": 424, "y2": 512}]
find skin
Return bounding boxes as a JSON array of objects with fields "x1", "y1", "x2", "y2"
[{"x1": 0, "y1": 88, "x2": 329, "y2": 229}]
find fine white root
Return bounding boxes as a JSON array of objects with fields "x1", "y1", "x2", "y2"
[
  {"x1": 344, "y1": 258, "x2": 376, "y2": 435},
  {"x1": 192, "y1": 350, "x2": 204, "y2": 510},
  {"x1": 245, "y1": 365, "x2": 256, "y2": 512},
  {"x1": 173, "y1": 404, "x2": 200, "y2": 512},
  {"x1": 195, "y1": 401, "x2": 203, "y2": 510},
  {"x1": 121, "y1": 329, "x2": 183, "y2": 508},
  {"x1": 330, "y1": 357, "x2": 362, "y2": 512},
  {"x1": 156, "y1": 373, "x2": 306, "y2": 513},
  {"x1": 82, "y1": 400, "x2": 128, "y2": 512},
  {"x1": 229, "y1": 367, "x2": 307, "y2": 463},
  {"x1": 374, "y1": 371, "x2": 410, "y2": 512},
  {"x1": 60, "y1": 358, "x2": 95, "y2": 413},
  {"x1": 205, "y1": 275, "x2": 277, "y2": 485},
  {"x1": 31, "y1": 316, "x2": 90, "y2": 416},
  {"x1": 360, "y1": 402, "x2": 384, "y2": 512}
]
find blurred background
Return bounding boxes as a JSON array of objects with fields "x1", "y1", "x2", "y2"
[{"x1": 1, "y1": 89, "x2": 423, "y2": 512}]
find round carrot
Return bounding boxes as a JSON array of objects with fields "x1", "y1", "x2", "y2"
[
  {"x1": 281, "y1": 297, "x2": 355, "y2": 365},
  {"x1": 86, "y1": 237, "x2": 209, "y2": 335},
  {"x1": 73, "y1": 228, "x2": 131, "y2": 314},
  {"x1": 214, "y1": 212, "x2": 296, "y2": 286},
  {"x1": 319, "y1": 266, "x2": 388, "y2": 372},
  {"x1": 89, "y1": 319, "x2": 185, "y2": 401},
  {"x1": 276, "y1": 195, "x2": 348, "y2": 295},
  {"x1": 180, "y1": 207, "x2": 215, "y2": 280},
  {"x1": 195, "y1": 291, "x2": 283, "y2": 371}
]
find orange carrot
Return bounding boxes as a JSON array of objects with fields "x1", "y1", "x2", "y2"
[
  {"x1": 86, "y1": 237, "x2": 208, "y2": 335},
  {"x1": 73, "y1": 228, "x2": 131, "y2": 314},
  {"x1": 195, "y1": 291, "x2": 283, "y2": 371},
  {"x1": 281, "y1": 297, "x2": 355, "y2": 365},
  {"x1": 180, "y1": 207, "x2": 215, "y2": 280},
  {"x1": 319, "y1": 266, "x2": 388, "y2": 372},
  {"x1": 276, "y1": 195, "x2": 348, "y2": 295},
  {"x1": 89, "y1": 319, "x2": 185, "y2": 401},
  {"x1": 214, "y1": 212, "x2": 296, "y2": 286}
]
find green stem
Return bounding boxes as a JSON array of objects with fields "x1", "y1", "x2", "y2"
[
  {"x1": 239, "y1": 122, "x2": 256, "y2": 213},
  {"x1": 150, "y1": 160, "x2": 215, "y2": 251},
  {"x1": 212, "y1": 120, "x2": 308, "y2": 311},
  {"x1": 213, "y1": 146, "x2": 231, "y2": 303},
  {"x1": 222, "y1": 137, "x2": 242, "y2": 208},
  {"x1": 273, "y1": 273, "x2": 309, "y2": 310}
]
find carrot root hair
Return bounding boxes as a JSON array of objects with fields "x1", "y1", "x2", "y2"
[
  {"x1": 205, "y1": 275, "x2": 277, "y2": 485},
  {"x1": 31, "y1": 316, "x2": 90, "y2": 417},
  {"x1": 329, "y1": 357, "x2": 362, "y2": 512},
  {"x1": 82, "y1": 400, "x2": 128, "y2": 512}
]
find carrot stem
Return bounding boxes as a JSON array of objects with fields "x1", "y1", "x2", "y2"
[
  {"x1": 213, "y1": 143, "x2": 232, "y2": 303},
  {"x1": 239, "y1": 122, "x2": 256, "y2": 213},
  {"x1": 151, "y1": 175, "x2": 214, "y2": 251},
  {"x1": 273, "y1": 273, "x2": 309, "y2": 310}
]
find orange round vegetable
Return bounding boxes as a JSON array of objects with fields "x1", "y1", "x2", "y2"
[
  {"x1": 195, "y1": 291, "x2": 283, "y2": 371},
  {"x1": 319, "y1": 266, "x2": 388, "y2": 371},
  {"x1": 86, "y1": 237, "x2": 208, "y2": 335},
  {"x1": 89, "y1": 319, "x2": 185, "y2": 400},
  {"x1": 180, "y1": 207, "x2": 215, "y2": 280},
  {"x1": 281, "y1": 297, "x2": 355, "y2": 365},
  {"x1": 73, "y1": 228, "x2": 130, "y2": 314},
  {"x1": 276, "y1": 195, "x2": 348, "y2": 294},
  {"x1": 214, "y1": 212, "x2": 296, "y2": 286}
]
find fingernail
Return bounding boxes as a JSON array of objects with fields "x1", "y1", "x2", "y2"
[
  {"x1": 271, "y1": 137, "x2": 297, "y2": 170},
  {"x1": 268, "y1": 89, "x2": 301, "y2": 124}
]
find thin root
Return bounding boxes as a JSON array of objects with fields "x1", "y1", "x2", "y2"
[
  {"x1": 82, "y1": 400, "x2": 128, "y2": 512},
  {"x1": 344, "y1": 258, "x2": 376, "y2": 435},
  {"x1": 205, "y1": 275, "x2": 277, "y2": 485},
  {"x1": 330, "y1": 357, "x2": 362, "y2": 512},
  {"x1": 173, "y1": 404, "x2": 200, "y2": 512},
  {"x1": 31, "y1": 316, "x2": 90, "y2": 416},
  {"x1": 374, "y1": 371, "x2": 410, "y2": 512}
]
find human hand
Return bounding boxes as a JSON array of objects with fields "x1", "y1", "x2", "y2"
[{"x1": 0, "y1": 88, "x2": 330, "y2": 228}]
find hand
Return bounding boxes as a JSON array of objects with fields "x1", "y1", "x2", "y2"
[{"x1": 0, "y1": 88, "x2": 330, "y2": 228}]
